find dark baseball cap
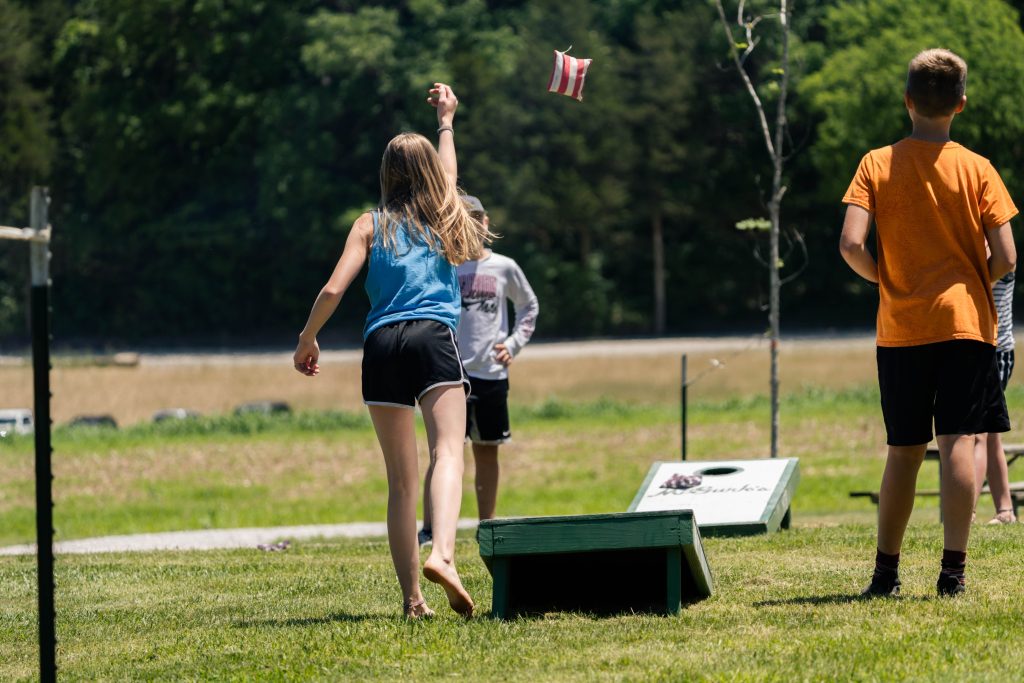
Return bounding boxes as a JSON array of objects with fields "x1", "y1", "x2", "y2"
[{"x1": 462, "y1": 195, "x2": 486, "y2": 214}]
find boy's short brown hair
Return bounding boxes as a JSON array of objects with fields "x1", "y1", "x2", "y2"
[{"x1": 906, "y1": 49, "x2": 967, "y2": 118}]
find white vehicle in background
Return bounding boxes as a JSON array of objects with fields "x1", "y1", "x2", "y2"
[{"x1": 0, "y1": 409, "x2": 33, "y2": 438}]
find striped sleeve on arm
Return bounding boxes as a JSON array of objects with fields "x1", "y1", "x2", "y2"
[{"x1": 994, "y1": 273, "x2": 1015, "y2": 351}]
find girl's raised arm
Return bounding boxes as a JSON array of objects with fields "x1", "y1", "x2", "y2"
[
  {"x1": 428, "y1": 82, "x2": 459, "y2": 186},
  {"x1": 293, "y1": 213, "x2": 374, "y2": 375}
]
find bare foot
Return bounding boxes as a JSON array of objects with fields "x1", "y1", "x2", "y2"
[
  {"x1": 404, "y1": 598, "x2": 435, "y2": 620},
  {"x1": 423, "y1": 556, "x2": 474, "y2": 617}
]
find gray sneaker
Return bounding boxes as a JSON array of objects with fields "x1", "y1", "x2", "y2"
[{"x1": 417, "y1": 527, "x2": 433, "y2": 547}]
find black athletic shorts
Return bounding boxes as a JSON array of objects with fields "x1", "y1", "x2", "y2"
[
  {"x1": 997, "y1": 349, "x2": 1015, "y2": 391},
  {"x1": 877, "y1": 340, "x2": 1010, "y2": 446},
  {"x1": 362, "y1": 319, "x2": 470, "y2": 408},
  {"x1": 466, "y1": 377, "x2": 511, "y2": 445}
]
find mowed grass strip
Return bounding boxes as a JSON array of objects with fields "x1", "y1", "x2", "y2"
[
  {"x1": 2, "y1": 527, "x2": 1024, "y2": 681},
  {"x1": 0, "y1": 388, "x2": 938, "y2": 546}
]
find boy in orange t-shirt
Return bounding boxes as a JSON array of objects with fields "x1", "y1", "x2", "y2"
[{"x1": 840, "y1": 49, "x2": 1018, "y2": 597}]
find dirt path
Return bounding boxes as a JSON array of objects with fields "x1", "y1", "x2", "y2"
[{"x1": 0, "y1": 518, "x2": 479, "y2": 556}]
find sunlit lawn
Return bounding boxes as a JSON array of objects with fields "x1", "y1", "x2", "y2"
[
  {"x1": 4, "y1": 357, "x2": 1024, "y2": 680},
  {"x1": 3, "y1": 526, "x2": 1024, "y2": 681}
]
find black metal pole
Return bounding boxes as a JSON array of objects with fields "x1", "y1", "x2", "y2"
[
  {"x1": 30, "y1": 187, "x2": 56, "y2": 683},
  {"x1": 32, "y1": 282, "x2": 55, "y2": 682},
  {"x1": 681, "y1": 353, "x2": 687, "y2": 461}
]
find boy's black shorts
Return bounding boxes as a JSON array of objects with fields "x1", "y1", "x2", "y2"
[
  {"x1": 466, "y1": 377, "x2": 511, "y2": 445},
  {"x1": 997, "y1": 349, "x2": 1015, "y2": 390},
  {"x1": 877, "y1": 340, "x2": 1010, "y2": 446},
  {"x1": 362, "y1": 319, "x2": 470, "y2": 408}
]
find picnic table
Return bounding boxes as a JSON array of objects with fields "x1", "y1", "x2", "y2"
[{"x1": 850, "y1": 443, "x2": 1024, "y2": 520}]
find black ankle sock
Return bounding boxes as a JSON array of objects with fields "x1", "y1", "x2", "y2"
[
  {"x1": 874, "y1": 549, "x2": 900, "y2": 576},
  {"x1": 940, "y1": 549, "x2": 967, "y2": 582}
]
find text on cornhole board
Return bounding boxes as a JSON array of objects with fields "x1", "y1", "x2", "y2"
[{"x1": 628, "y1": 458, "x2": 800, "y2": 536}]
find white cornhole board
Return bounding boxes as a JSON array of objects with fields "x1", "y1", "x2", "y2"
[{"x1": 627, "y1": 458, "x2": 799, "y2": 537}]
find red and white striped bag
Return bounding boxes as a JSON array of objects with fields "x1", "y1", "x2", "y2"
[{"x1": 547, "y1": 49, "x2": 592, "y2": 102}]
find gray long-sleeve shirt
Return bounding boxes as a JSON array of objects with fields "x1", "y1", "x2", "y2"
[{"x1": 456, "y1": 251, "x2": 539, "y2": 380}]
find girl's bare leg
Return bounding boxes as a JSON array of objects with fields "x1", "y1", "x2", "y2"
[
  {"x1": 419, "y1": 384, "x2": 474, "y2": 616},
  {"x1": 973, "y1": 434, "x2": 988, "y2": 515},
  {"x1": 368, "y1": 405, "x2": 432, "y2": 617},
  {"x1": 986, "y1": 432, "x2": 1014, "y2": 518}
]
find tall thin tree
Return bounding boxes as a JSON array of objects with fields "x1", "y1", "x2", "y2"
[{"x1": 713, "y1": 0, "x2": 791, "y2": 458}]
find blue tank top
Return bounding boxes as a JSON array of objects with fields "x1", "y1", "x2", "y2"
[{"x1": 364, "y1": 211, "x2": 461, "y2": 339}]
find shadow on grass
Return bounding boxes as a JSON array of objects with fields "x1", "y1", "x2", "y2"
[
  {"x1": 234, "y1": 612, "x2": 377, "y2": 628},
  {"x1": 755, "y1": 594, "x2": 931, "y2": 607},
  {"x1": 484, "y1": 604, "x2": 706, "y2": 620}
]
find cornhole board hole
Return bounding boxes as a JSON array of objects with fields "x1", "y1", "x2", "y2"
[
  {"x1": 477, "y1": 510, "x2": 712, "y2": 619},
  {"x1": 628, "y1": 458, "x2": 800, "y2": 537}
]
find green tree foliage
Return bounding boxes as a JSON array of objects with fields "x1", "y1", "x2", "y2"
[
  {"x1": 4, "y1": 0, "x2": 1024, "y2": 345},
  {"x1": 802, "y1": 0, "x2": 1024, "y2": 201},
  {"x1": 50, "y1": 1, "x2": 327, "y2": 339},
  {"x1": 0, "y1": 1, "x2": 52, "y2": 212},
  {"x1": 452, "y1": 1, "x2": 635, "y2": 334},
  {"x1": 0, "y1": 0, "x2": 54, "y2": 336}
]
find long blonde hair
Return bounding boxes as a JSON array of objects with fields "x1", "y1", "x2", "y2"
[{"x1": 377, "y1": 132, "x2": 491, "y2": 265}]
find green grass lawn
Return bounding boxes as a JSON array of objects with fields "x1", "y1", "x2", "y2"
[
  {"x1": 3, "y1": 385, "x2": 1024, "y2": 679},
  {"x1": 3, "y1": 527, "x2": 1024, "y2": 681}
]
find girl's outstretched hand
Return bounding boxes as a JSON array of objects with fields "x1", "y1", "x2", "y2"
[
  {"x1": 428, "y1": 83, "x2": 458, "y2": 126},
  {"x1": 293, "y1": 336, "x2": 320, "y2": 376}
]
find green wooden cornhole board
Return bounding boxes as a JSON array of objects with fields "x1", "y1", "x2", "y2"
[
  {"x1": 628, "y1": 458, "x2": 800, "y2": 537},
  {"x1": 477, "y1": 510, "x2": 713, "y2": 619}
]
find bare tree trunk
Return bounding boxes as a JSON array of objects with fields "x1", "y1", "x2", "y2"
[
  {"x1": 714, "y1": 0, "x2": 790, "y2": 458},
  {"x1": 769, "y1": 208, "x2": 780, "y2": 458},
  {"x1": 768, "y1": 0, "x2": 790, "y2": 459},
  {"x1": 653, "y1": 210, "x2": 666, "y2": 335}
]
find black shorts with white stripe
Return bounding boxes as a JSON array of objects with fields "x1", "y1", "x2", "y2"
[{"x1": 362, "y1": 319, "x2": 470, "y2": 408}]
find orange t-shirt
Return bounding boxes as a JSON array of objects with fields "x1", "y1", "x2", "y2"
[{"x1": 843, "y1": 138, "x2": 1018, "y2": 347}]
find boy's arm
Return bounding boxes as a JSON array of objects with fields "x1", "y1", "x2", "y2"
[
  {"x1": 986, "y1": 222, "x2": 1017, "y2": 282},
  {"x1": 839, "y1": 205, "x2": 879, "y2": 284},
  {"x1": 502, "y1": 261, "x2": 539, "y2": 357}
]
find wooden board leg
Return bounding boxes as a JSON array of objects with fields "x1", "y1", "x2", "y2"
[
  {"x1": 665, "y1": 547, "x2": 682, "y2": 616},
  {"x1": 491, "y1": 557, "x2": 510, "y2": 619},
  {"x1": 781, "y1": 507, "x2": 792, "y2": 529}
]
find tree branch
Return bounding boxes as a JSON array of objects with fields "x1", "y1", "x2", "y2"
[
  {"x1": 780, "y1": 226, "x2": 808, "y2": 286},
  {"x1": 752, "y1": 243, "x2": 770, "y2": 269},
  {"x1": 771, "y1": 0, "x2": 790, "y2": 193},
  {"x1": 713, "y1": 0, "x2": 777, "y2": 161}
]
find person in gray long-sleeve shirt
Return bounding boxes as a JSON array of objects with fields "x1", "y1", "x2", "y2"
[{"x1": 420, "y1": 196, "x2": 539, "y2": 544}]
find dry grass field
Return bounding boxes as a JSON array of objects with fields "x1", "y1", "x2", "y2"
[{"x1": 0, "y1": 338, "x2": 879, "y2": 425}]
